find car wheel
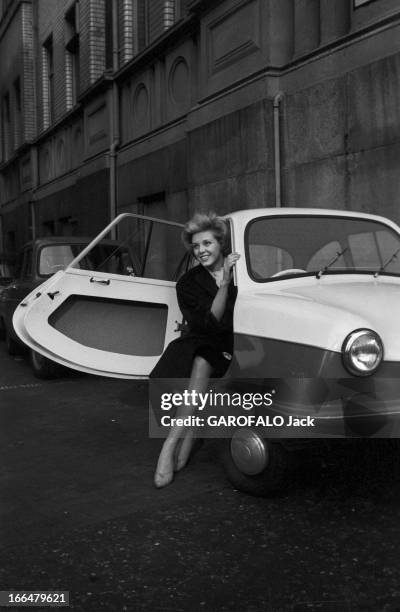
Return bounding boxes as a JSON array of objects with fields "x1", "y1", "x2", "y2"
[
  {"x1": 30, "y1": 349, "x2": 63, "y2": 379},
  {"x1": 220, "y1": 428, "x2": 291, "y2": 497},
  {"x1": 4, "y1": 325, "x2": 21, "y2": 355}
]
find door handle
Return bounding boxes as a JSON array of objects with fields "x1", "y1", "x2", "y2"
[{"x1": 90, "y1": 277, "x2": 110, "y2": 285}]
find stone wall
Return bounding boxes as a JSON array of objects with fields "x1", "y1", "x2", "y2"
[
  {"x1": 187, "y1": 100, "x2": 275, "y2": 214},
  {"x1": 283, "y1": 52, "x2": 400, "y2": 223}
]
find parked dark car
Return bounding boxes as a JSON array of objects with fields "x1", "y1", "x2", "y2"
[{"x1": 0, "y1": 235, "x2": 137, "y2": 378}]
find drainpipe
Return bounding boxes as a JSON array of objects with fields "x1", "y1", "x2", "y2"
[
  {"x1": 273, "y1": 92, "x2": 283, "y2": 208},
  {"x1": 29, "y1": 200, "x2": 36, "y2": 242},
  {"x1": 109, "y1": 0, "x2": 120, "y2": 239},
  {"x1": 29, "y1": 144, "x2": 39, "y2": 242}
]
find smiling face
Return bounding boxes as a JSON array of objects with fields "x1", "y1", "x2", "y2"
[{"x1": 192, "y1": 230, "x2": 224, "y2": 271}]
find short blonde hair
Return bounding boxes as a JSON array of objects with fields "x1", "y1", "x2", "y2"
[{"x1": 182, "y1": 211, "x2": 229, "y2": 253}]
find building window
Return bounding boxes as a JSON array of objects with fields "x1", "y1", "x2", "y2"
[
  {"x1": 132, "y1": 0, "x2": 148, "y2": 55},
  {"x1": 5, "y1": 230, "x2": 16, "y2": 256},
  {"x1": 163, "y1": 0, "x2": 176, "y2": 30},
  {"x1": 129, "y1": 0, "x2": 178, "y2": 53},
  {"x1": 42, "y1": 35, "x2": 54, "y2": 128},
  {"x1": 65, "y1": 2, "x2": 80, "y2": 109},
  {"x1": 42, "y1": 220, "x2": 56, "y2": 236},
  {"x1": 120, "y1": 0, "x2": 134, "y2": 63}
]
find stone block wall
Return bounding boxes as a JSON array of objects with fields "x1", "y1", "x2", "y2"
[
  {"x1": 187, "y1": 100, "x2": 275, "y2": 214},
  {"x1": 283, "y1": 52, "x2": 400, "y2": 223}
]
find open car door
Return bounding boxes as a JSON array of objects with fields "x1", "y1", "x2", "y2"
[{"x1": 13, "y1": 214, "x2": 188, "y2": 378}]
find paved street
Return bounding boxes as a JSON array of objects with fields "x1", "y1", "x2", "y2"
[{"x1": 1, "y1": 344, "x2": 400, "y2": 612}]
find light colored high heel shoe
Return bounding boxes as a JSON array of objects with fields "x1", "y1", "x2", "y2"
[
  {"x1": 175, "y1": 438, "x2": 204, "y2": 472},
  {"x1": 174, "y1": 457, "x2": 187, "y2": 472},
  {"x1": 154, "y1": 469, "x2": 174, "y2": 488},
  {"x1": 174, "y1": 440, "x2": 192, "y2": 472},
  {"x1": 154, "y1": 445, "x2": 175, "y2": 488}
]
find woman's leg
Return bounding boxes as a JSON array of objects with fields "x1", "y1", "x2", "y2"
[
  {"x1": 154, "y1": 356, "x2": 212, "y2": 488},
  {"x1": 174, "y1": 361, "x2": 211, "y2": 471}
]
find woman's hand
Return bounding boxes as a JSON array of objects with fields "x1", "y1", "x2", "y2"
[
  {"x1": 222, "y1": 252, "x2": 241, "y2": 285},
  {"x1": 211, "y1": 252, "x2": 240, "y2": 320}
]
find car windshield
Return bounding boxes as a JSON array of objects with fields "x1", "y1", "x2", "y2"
[
  {"x1": 39, "y1": 244, "x2": 136, "y2": 277},
  {"x1": 246, "y1": 215, "x2": 400, "y2": 281}
]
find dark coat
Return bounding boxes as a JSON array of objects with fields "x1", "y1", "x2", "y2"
[{"x1": 149, "y1": 264, "x2": 237, "y2": 379}]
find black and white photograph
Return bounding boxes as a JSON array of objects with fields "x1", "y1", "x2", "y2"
[{"x1": 1, "y1": 0, "x2": 400, "y2": 610}]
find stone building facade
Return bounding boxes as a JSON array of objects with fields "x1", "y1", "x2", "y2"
[{"x1": 0, "y1": 0, "x2": 400, "y2": 252}]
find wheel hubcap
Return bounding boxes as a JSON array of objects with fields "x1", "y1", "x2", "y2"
[{"x1": 230, "y1": 428, "x2": 268, "y2": 475}]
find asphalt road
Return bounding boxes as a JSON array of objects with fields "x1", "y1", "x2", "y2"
[{"x1": 1, "y1": 344, "x2": 400, "y2": 612}]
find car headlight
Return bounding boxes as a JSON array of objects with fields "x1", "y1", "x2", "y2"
[{"x1": 342, "y1": 329, "x2": 383, "y2": 376}]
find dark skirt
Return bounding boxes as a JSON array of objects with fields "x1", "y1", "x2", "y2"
[{"x1": 149, "y1": 335, "x2": 232, "y2": 379}]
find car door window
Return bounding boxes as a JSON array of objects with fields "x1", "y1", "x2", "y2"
[{"x1": 72, "y1": 215, "x2": 186, "y2": 282}]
